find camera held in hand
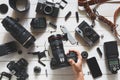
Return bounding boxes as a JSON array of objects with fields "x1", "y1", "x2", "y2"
[
  {"x1": 48, "y1": 34, "x2": 77, "y2": 69},
  {"x1": 36, "y1": 0, "x2": 60, "y2": 18}
]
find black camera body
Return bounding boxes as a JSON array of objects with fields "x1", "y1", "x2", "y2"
[
  {"x1": 30, "y1": 17, "x2": 47, "y2": 30},
  {"x1": 36, "y1": 0, "x2": 60, "y2": 17},
  {"x1": 48, "y1": 34, "x2": 77, "y2": 69},
  {"x1": 104, "y1": 41, "x2": 120, "y2": 74},
  {"x1": 75, "y1": 21, "x2": 100, "y2": 46},
  {"x1": 7, "y1": 58, "x2": 28, "y2": 80}
]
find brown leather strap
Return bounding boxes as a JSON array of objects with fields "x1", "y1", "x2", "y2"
[
  {"x1": 94, "y1": 7, "x2": 120, "y2": 37},
  {"x1": 97, "y1": 15, "x2": 115, "y2": 31},
  {"x1": 106, "y1": 1, "x2": 120, "y2": 3},
  {"x1": 78, "y1": 0, "x2": 110, "y2": 6},
  {"x1": 78, "y1": 0, "x2": 120, "y2": 39},
  {"x1": 114, "y1": 7, "x2": 120, "y2": 25},
  {"x1": 84, "y1": 3, "x2": 96, "y2": 21},
  {"x1": 78, "y1": 0, "x2": 120, "y2": 6},
  {"x1": 78, "y1": 0, "x2": 97, "y2": 26},
  {"x1": 113, "y1": 7, "x2": 120, "y2": 37}
]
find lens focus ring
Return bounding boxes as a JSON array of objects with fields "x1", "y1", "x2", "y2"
[{"x1": 44, "y1": 5, "x2": 53, "y2": 14}]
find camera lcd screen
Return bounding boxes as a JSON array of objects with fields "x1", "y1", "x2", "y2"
[{"x1": 87, "y1": 57, "x2": 102, "y2": 78}]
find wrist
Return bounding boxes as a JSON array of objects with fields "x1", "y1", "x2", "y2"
[{"x1": 76, "y1": 71, "x2": 84, "y2": 80}]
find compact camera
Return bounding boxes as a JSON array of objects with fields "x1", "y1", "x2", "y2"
[
  {"x1": 48, "y1": 34, "x2": 77, "y2": 69},
  {"x1": 36, "y1": 0, "x2": 60, "y2": 17},
  {"x1": 75, "y1": 21, "x2": 100, "y2": 46}
]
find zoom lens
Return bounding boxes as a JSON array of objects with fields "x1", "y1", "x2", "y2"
[{"x1": 1, "y1": 16, "x2": 36, "y2": 48}]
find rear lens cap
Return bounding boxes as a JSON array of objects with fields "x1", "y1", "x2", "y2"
[{"x1": 0, "y1": 4, "x2": 8, "y2": 14}]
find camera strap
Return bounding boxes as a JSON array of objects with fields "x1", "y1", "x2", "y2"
[
  {"x1": 113, "y1": 7, "x2": 120, "y2": 39},
  {"x1": 78, "y1": 0, "x2": 120, "y2": 6},
  {"x1": 78, "y1": 0, "x2": 120, "y2": 40}
]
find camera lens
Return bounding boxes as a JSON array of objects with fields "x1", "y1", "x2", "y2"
[
  {"x1": 48, "y1": 34, "x2": 65, "y2": 64},
  {"x1": 0, "y1": 4, "x2": 8, "y2": 14},
  {"x1": 84, "y1": 27, "x2": 93, "y2": 36},
  {"x1": 1, "y1": 16, "x2": 36, "y2": 48},
  {"x1": 81, "y1": 51, "x2": 88, "y2": 59},
  {"x1": 44, "y1": 5, "x2": 53, "y2": 14},
  {"x1": 48, "y1": 34, "x2": 63, "y2": 49}
]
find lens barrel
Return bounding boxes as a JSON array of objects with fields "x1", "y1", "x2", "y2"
[
  {"x1": 44, "y1": 5, "x2": 53, "y2": 14},
  {"x1": 1, "y1": 16, "x2": 36, "y2": 48},
  {"x1": 48, "y1": 34, "x2": 66, "y2": 64}
]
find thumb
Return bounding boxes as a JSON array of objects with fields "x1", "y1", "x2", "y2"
[{"x1": 68, "y1": 59, "x2": 75, "y2": 66}]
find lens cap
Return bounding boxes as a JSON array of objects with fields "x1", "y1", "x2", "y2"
[
  {"x1": 0, "y1": 4, "x2": 8, "y2": 14},
  {"x1": 81, "y1": 51, "x2": 88, "y2": 59}
]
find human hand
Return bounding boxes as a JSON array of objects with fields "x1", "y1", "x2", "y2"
[{"x1": 68, "y1": 49, "x2": 84, "y2": 80}]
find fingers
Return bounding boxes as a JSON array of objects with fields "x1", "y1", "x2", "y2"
[
  {"x1": 77, "y1": 59, "x2": 82, "y2": 66},
  {"x1": 69, "y1": 59, "x2": 81, "y2": 72},
  {"x1": 68, "y1": 59, "x2": 75, "y2": 66},
  {"x1": 67, "y1": 49, "x2": 82, "y2": 66},
  {"x1": 69, "y1": 49, "x2": 82, "y2": 60},
  {"x1": 69, "y1": 49, "x2": 80, "y2": 55}
]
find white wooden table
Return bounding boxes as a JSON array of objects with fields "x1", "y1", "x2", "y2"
[{"x1": 0, "y1": 0, "x2": 120, "y2": 80}]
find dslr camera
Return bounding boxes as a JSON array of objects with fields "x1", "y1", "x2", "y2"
[
  {"x1": 75, "y1": 21, "x2": 100, "y2": 46},
  {"x1": 36, "y1": 0, "x2": 60, "y2": 17},
  {"x1": 7, "y1": 58, "x2": 29, "y2": 80},
  {"x1": 48, "y1": 34, "x2": 77, "y2": 69}
]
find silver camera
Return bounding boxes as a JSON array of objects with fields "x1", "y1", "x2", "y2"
[
  {"x1": 36, "y1": 0, "x2": 60, "y2": 17},
  {"x1": 75, "y1": 21, "x2": 100, "y2": 46}
]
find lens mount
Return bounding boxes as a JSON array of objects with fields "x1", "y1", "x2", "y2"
[
  {"x1": 84, "y1": 27, "x2": 93, "y2": 36},
  {"x1": 44, "y1": 5, "x2": 53, "y2": 14}
]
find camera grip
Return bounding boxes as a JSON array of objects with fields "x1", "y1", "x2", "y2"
[{"x1": 66, "y1": 51, "x2": 78, "y2": 63}]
